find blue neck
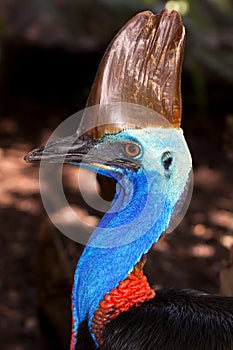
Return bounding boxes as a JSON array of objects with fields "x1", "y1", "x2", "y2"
[{"x1": 72, "y1": 169, "x2": 174, "y2": 346}]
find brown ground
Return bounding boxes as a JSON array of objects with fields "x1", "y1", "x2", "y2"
[{"x1": 0, "y1": 94, "x2": 233, "y2": 349}]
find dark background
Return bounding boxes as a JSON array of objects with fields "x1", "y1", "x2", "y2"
[{"x1": 0, "y1": 1, "x2": 233, "y2": 349}]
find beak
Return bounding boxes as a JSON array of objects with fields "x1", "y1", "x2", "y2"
[{"x1": 24, "y1": 133, "x2": 140, "y2": 176}]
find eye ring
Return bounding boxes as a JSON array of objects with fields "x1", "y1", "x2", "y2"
[{"x1": 124, "y1": 143, "x2": 141, "y2": 158}]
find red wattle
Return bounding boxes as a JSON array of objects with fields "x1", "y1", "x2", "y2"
[{"x1": 92, "y1": 260, "x2": 155, "y2": 345}]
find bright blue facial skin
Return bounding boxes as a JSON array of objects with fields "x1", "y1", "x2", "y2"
[{"x1": 71, "y1": 127, "x2": 192, "y2": 348}]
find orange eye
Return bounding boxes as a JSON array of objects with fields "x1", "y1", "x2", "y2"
[{"x1": 124, "y1": 143, "x2": 141, "y2": 158}]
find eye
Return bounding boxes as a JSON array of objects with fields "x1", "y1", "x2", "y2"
[
  {"x1": 161, "y1": 151, "x2": 173, "y2": 171},
  {"x1": 124, "y1": 143, "x2": 141, "y2": 158}
]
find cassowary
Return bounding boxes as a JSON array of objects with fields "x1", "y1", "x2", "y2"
[{"x1": 25, "y1": 10, "x2": 233, "y2": 350}]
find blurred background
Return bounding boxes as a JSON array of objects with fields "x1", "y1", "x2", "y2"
[{"x1": 0, "y1": 0, "x2": 233, "y2": 349}]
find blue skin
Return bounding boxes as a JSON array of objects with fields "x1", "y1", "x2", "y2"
[{"x1": 71, "y1": 127, "x2": 192, "y2": 347}]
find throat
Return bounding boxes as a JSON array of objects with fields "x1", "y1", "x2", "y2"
[{"x1": 92, "y1": 256, "x2": 155, "y2": 346}]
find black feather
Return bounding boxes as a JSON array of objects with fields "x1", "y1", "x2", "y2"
[{"x1": 77, "y1": 289, "x2": 233, "y2": 350}]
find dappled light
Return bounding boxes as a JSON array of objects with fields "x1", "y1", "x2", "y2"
[
  {"x1": 189, "y1": 244, "x2": 215, "y2": 258},
  {"x1": 165, "y1": 0, "x2": 190, "y2": 15}
]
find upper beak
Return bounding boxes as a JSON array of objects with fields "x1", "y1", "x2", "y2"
[{"x1": 24, "y1": 134, "x2": 97, "y2": 164}]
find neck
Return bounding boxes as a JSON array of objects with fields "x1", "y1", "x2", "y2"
[{"x1": 71, "y1": 170, "x2": 174, "y2": 347}]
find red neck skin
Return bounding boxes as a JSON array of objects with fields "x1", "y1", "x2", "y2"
[{"x1": 92, "y1": 256, "x2": 155, "y2": 346}]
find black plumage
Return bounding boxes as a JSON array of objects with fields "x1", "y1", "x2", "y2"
[{"x1": 77, "y1": 289, "x2": 233, "y2": 350}]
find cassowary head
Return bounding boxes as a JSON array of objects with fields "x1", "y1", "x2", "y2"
[{"x1": 25, "y1": 9, "x2": 192, "y2": 348}]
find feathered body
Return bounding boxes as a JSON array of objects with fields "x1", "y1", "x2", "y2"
[{"x1": 78, "y1": 289, "x2": 233, "y2": 350}]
